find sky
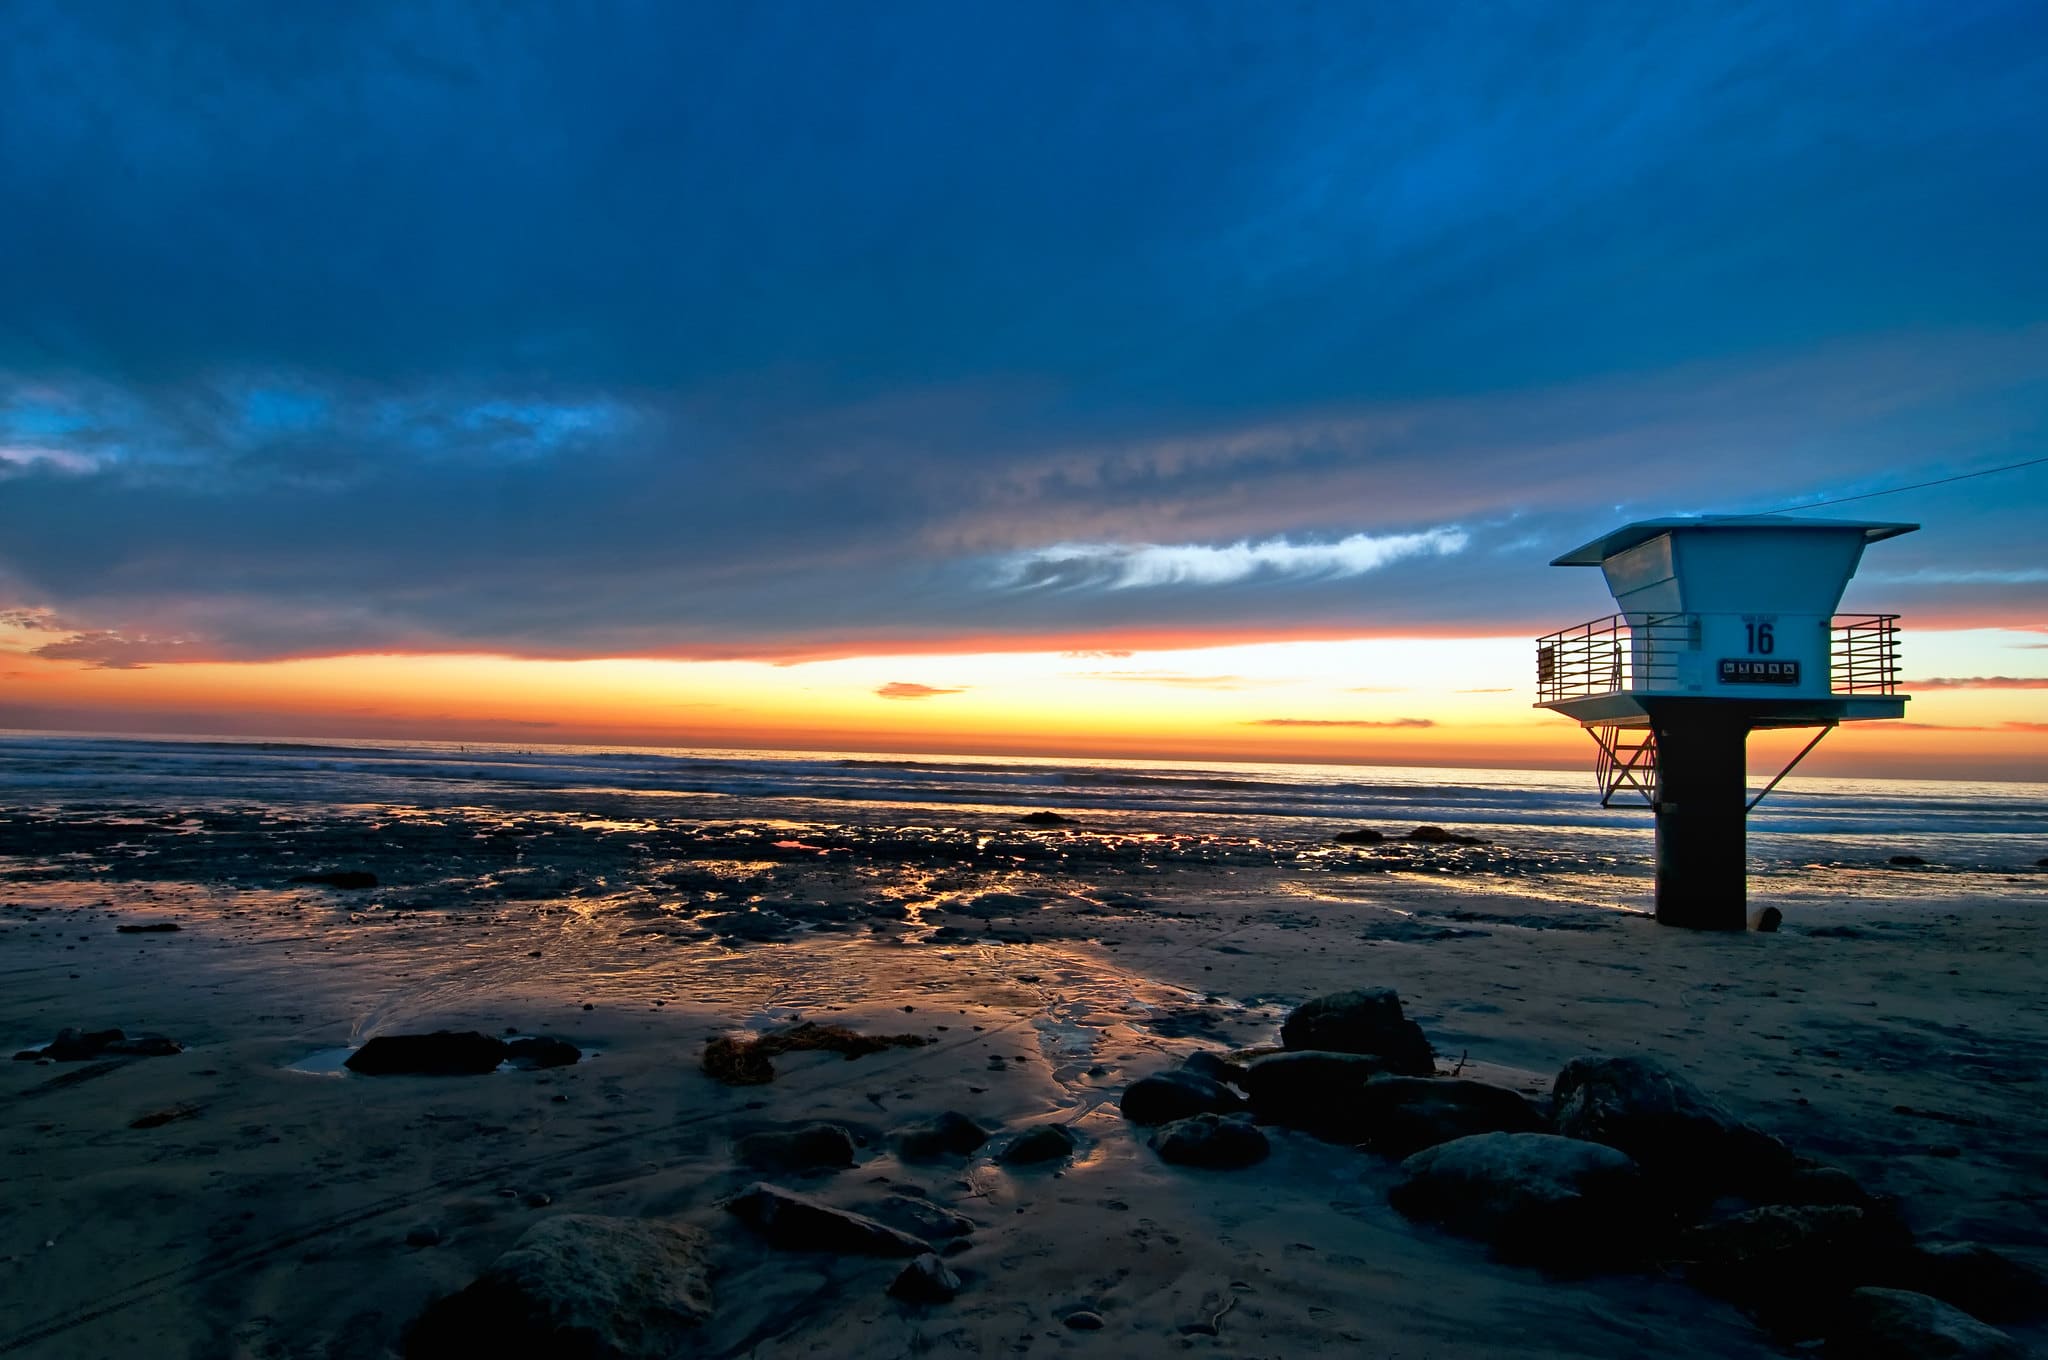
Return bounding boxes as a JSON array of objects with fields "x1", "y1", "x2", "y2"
[{"x1": 1, "y1": 0, "x2": 2044, "y2": 778}]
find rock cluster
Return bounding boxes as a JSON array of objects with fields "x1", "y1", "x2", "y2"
[{"x1": 1111, "y1": 987, "x2": 2040, "y2": 1351}]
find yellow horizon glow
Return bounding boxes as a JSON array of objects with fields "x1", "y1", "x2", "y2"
[{"x1": 5, "y1": 628, "x2": 2044, "y2": 780}]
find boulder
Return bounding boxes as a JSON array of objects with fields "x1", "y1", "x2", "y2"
[
  {"x1": 1749, "y1": 906, "x2": 1783, "y2": 932},
  {"x1": 1240, "y1": 1051, "x2": 1394, "y2": 1136},
  {"x1": 1827, "y1": 1287, "x2": 2023, "y2": 1360},
  {"x1": 1119, "y1": 1069, "x2": 1245, "y2": 1126},
  {"x1": 724, "y1": 1182, "x2": 932, "y2": 1257},
  {"x1": 1177, "y1": 1049, "x2": 1247, "y2": 1087},
  {"x1": 736, "y1": 1123, "x2": 858, "y2": 1173},
  {"x1": 115, "y1": 922, "x2": 180, "y2": 933},
  {"x1": 1150, "y1": 1114, "x2": 1269, "y2": 1169},
  {"x1": 1887, "y1": 856, "x2": 1930, "y2": 868},
  {"x1": 1408, "y1": 825, "x2": 1483, "y2": 845},
  {"x1": 1332, "y1": 827, "x2": 1385, "y2": 845},
  {"x1": 291, "y1": 870, "x2": 379, "y2": 889},
  {"x1": 1678, "y1": 1204, "x2": 1906, "y2": 1337},
  {"x1": 1551, "y1": 1054, "x2": 1795, "y2": 1200},
  {"x1": 999, "y1": 1125, "x2": 1077, "y2": 1165},
  {"x1": 858, "y1": 1194, "x2": 975, "y2": 1242},
  {"x1": 892, "y1": 1111, "x2": 992, "y2": 1161},
  {"x1": 1389, "y1": 1132, "x2": 1645, "y2": 1267},
  {"x1": 1016, "y1": 811, "x2": 1075, "y2": 826},
  {"x1": 888, "y1": 1253, "x2": 962, "y2": 1304},
  {"x1": 1278, "y1": 989, "x2": 1434, "y2": 1075},
  {"x1": 1356, "y1": 1077, "x2": 1546, "y2": 1158},
  {"x1": 506, "y1": 1037, "x2": 582, "y2": 1069},
  {"x1": 1882, "y1": 1241, "x2": 2047, "y2": 1324},
  {"x1": 346, "y1": 1031, "x2": 508, "y2": 1075},
  {"x1": 405, "y1": 1214, "x2": 712, "y2": 1360}
]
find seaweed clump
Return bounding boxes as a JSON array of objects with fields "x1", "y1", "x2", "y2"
[{"x1": 703, "y1": 1022, "x2": 928, "y2": 1086}]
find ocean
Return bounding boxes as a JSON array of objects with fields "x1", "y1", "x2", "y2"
[{"x1": 2, "y1": 730, "x2": 2041, "y2": 879}]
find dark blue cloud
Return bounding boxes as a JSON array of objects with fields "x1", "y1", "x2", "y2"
[{"x1": 0, "y1": 0, "x2": 2044, "y2": 661}]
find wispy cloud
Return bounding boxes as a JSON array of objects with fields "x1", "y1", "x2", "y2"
[
  {"x1": 1069, "y1": 671, "x2": 1265, "y2": 690},
  {"x1": 875, "y1": 682, "x2": 965, "y2": 700},
  {"x1": 1247, "y1": 717, "x2": 1436, "y2": 728},
  {"x1": 1903, "y1": 676, "x2": 2048, "y2": 689},
  {"x1": 1456, "y1": 686, "x2": 1515, "y2": 693},
  {"x1": 1000, "y1": 529, "x2": 1468, "y2": 591}
]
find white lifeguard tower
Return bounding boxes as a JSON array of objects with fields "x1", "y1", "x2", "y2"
[{"x1": 1534, "y1": 515, "x2": 1916, "y2": 930}]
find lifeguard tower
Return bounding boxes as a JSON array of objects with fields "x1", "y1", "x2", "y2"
[{"x1": 1534, "y1": 515, "x2": 1916, "y2": 930}]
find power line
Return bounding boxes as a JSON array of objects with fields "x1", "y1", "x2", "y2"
[{"x1": 1763, "y1": 454, "x2": 2048, "y2": 514}]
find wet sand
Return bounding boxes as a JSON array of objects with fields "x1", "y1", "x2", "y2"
[{"x1": 2, "y1": 809, "x2": 2044, "y2": 1358}]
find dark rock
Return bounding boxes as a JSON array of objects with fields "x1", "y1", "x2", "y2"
[
  {"x1": 1750, "y1": 906, "x2": 1783, "y2": 932},
  {"x1": 1119, "y1": 1069, "x2": 1245, "y2": 1126},
  {"x1": 1063, "y1": 1311, "x2": 1105, "y2": 1330},
  {"x1": 1355, "y1": 1076, "x2": 1546, "y2": 1158},
  {"x1": 1408, "y1": 825, "x2": 1484, "y2": 845},
  {"x1": 1000, "y1": 1124, "x2": 1077, "y2": 1165},
  {"x1": 888, "y1": 1253, "x2": 962, "y2": 1304},
  {"x1": 1016, "y1": 811, "x2": 1075, "y2": 826},
  {"x1": 736, "y1": 1123, "x2": 858, "y2": 1173},
  {"x1": 698, "y1": 910, "x2": 794, "y2": 942},
  {"x1": 1751, "y1": 1163, "x2": 1881, "y2": 1211},
  {"x1": 1278, "y1": 989, "x2": 1434, "y2": 1076},
  {"x1": 406, "y1": 1214, "x2": 713, "y2": 1360},
  {"x1": 703, "y1": 1023, "x2": 928, "y2": 1086},
  {"x1": 505, "y1": 1037, "x2": 581, "y2": 1069},
  {"x1": 22, "y1": 1027, "x2": 184, "y2": 1062},
  {"x1": 1677, "y1": 1204, "x2": 1906, "y2": 1337},
  {"x1": 291, "y1": 870, "x2": 379, "y2": 889},
  {"x1": 404, "y1": 1224, "x2": 444, "y2": 1248},
  {"x1": 724, "y1": 1182, "x2": 932, "y2": 1257},
  {"x1": 346, "y1": 1031, "x2": 508, "y2": 1076},
  {"x1": 1551, "y1": 1054, "x2": 1795, "y2": 1203},
  {"x1": 893, "y1": 1111, "x2": 992, "y2": 1161},
  {"x1": 1887, "y1": 855, "x2": 1930, "y2": 868},
  {"x1": 1178, "y1": 1049, "x2": 1247, "y2": 1087},
  {"x1": 858, "y1": 1194, "x2": 975, "y2": 1241},
  {"x1": 46, "y1": 1027, "x2": 128, "y2": 1060},
  {"x1": 1881, "y1": 1241, "x2": 2047, "y2": 1324},
  {"x1": 1332, "y1": 827, "x2": 1386, "y2": 845},
  {"x1": 1827, "y1": 1287, "x2": 2023, "y2": 1359},
  {"x1": 1389, "y1": 1132, "x2": 1646, "y2": 1267},
  {"x1": 115, "y1": 922, "x2": 180, "y2": 933},
  {"x1": 1150, "y1": 1114, "x2": 1269, "y2": 1169},
  {"x1": 1239, "y1": 1050, "x2": 1393, "y2": 1135}
]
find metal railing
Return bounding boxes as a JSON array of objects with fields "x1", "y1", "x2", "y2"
[
  {"x1": 1535, "y1": 611, "x2": 1904, "y2": 701},
  {"x1": 1534, "y1": 613, "x2": 1693, "y2": 703},
  {"x1": 1831, "y1": 614, "x2": 1901, "y2": 694}
]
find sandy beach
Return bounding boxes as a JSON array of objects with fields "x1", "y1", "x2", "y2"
[{"x1": 3, "y1": 795, "x2": 2043, "y2": 1359}]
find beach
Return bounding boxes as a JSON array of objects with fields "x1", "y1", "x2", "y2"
[{"x1": 2, "y1": 737, "x2": 2043, "y2": 1358}]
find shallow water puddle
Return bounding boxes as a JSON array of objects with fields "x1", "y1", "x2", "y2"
[{"x1": 282, "y1": 1046, "x2": 355, "y2": 1076}]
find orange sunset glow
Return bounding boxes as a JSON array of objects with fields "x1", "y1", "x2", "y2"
[{"x1": 9, "y1": 624, "x2": 2043, "y2": 779}]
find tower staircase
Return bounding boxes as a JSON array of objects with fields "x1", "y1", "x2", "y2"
[{"x1": 1591, "y1": 724, "x2": 1658, "y2": 807}]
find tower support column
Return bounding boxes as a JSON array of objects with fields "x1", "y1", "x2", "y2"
[{"x1": 1649, "y1": 713, "x2": 1750, "y2": 930}]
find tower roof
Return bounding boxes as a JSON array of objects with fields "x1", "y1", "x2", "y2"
[{"x1": 1551, "y1": 515, "x2": 1919, "y2": 567}]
